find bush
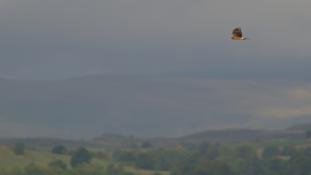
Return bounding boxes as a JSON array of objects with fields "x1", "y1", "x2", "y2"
[
  {"x1": 51, "y1": 145, "x2": 67, "y2": 154},
  {"x1": 70, "y1": 147, "x2": 92, "y2": 167}
]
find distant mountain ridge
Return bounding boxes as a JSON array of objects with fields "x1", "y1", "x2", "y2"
[
  {"x1": 287, "y1": 123, "x2": 311, "y2": 131},
  {"x1": 179, "y1": 128, "x2": 306, "y2": 143},
  {"x1": 1, "y1": 75, "x2": 311, "y2": 138},
  {"x1": 0, "y1": 123, "x2": 310, "y2": 149}
]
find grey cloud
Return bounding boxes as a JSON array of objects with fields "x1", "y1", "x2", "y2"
[
  {"x1": 0, "y1": 0, "x2": 311, "y2": 138},
  {"x1": 0, "y1": 0, "x2": 310, "y2": 79}
]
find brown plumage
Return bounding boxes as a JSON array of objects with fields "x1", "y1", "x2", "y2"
[{"x1": 232, "y1": 27, "x2": 247, "y2": 40}]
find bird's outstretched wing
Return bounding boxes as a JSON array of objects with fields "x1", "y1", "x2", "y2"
[{"x1": 232, "y1": 27, "x2": 243, "y2": 38}]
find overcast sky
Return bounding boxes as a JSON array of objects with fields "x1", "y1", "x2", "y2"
[
  {"x1": 0, "y1": 0, "x2": 311, "y2": 138},
  {"x1": 0, "y1": 0, "x2": 310, "y2": 79}
]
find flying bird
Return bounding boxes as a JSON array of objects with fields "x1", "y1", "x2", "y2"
[{"x1": 231, "y1": 27, "x2": 248, "y2": 40}]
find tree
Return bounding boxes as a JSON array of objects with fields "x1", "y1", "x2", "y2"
[
  {"x1": 51, "y1": 145, "x2": 67, "y2": 154},
  {"x1": 13, "y1": 143, "x2": 25, "y2": 155},
  {"x1": 70, "y1": 147, "x2": 92, "y2": 167}
]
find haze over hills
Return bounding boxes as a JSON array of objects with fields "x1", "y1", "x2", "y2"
[
  {"x1": 0, "y1": 124, "x2": 309, "y2": 150},
  {"x1": 286, "y1": 123, "x2": 311, "y2": 132},
  {"x1": 1, "y1": 75, "x2": 311, "y2": 138},
  {"x1": 1, "y1": 0, "x2": 311, "y2": 141}
]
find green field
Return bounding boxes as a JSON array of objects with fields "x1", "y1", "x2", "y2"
[
  {"x1": 1, "y1": 136, "x2": 311, "y2": 175},
  {"x1": 0, "y1": 146, "x2": 70, "y2": 169},
  {"x1": 0, "y1": 145, "x2": 169, "y2": 175}
]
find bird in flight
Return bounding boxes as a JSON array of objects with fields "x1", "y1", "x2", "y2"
[{"x1": 231, "y1": 27, "x2": 248, "y2": 40}]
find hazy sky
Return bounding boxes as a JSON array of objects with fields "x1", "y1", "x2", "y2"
[
  {"x1": 1, "y1": 77, "x2": 311, "y2": 138},
  {"x1": 0, "y1": 0, "x2": 311, "y2": 79},
  {"x1": 1, "y1": 0, "x2": 311, "y2": 138}
]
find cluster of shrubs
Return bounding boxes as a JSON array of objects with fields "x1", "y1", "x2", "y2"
[
  {"x1": 9, "y1": 141, "x2": 311, "y2": 175},
  {"x1": 114, "y1": 142, "x2": 311, "y2": 175},
  {"x1": 7, "y1": 143, "x2": 133, "y2": 175}
]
